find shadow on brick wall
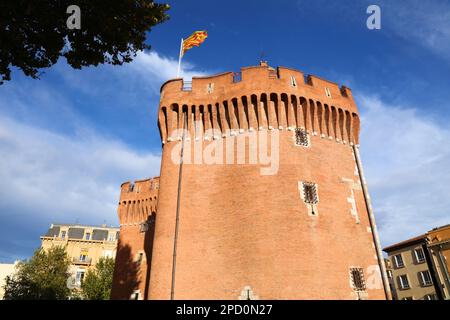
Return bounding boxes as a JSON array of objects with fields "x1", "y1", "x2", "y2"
[
  {"x1": 110, "y1": 244, "x2": 140, "y2": 299},
  {"x1": 143, "y1": 213, "x2": 157, "y2": 299}
]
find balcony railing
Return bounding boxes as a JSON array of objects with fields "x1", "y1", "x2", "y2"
[
  {"x1": 182, "y1": 81, "x2": 192, "y2": 91},
  {"x1": 72, "y1": 257, "x2": 92, "y2": 265}
]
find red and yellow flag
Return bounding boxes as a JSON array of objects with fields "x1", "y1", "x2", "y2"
[{"x1": 181, "y1": 30, "x2": 208, "y2": 57}]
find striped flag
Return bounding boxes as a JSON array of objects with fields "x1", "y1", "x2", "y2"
[{"x1": 181, "y1": 30, "x2": 208, "y2": 57}]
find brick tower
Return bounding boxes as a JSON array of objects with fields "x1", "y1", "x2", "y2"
[
  {"x1": 113, "y1": 61, "x2": 390, "y2": 300},
  {"x1": 111, "y1": 177, "x2": 159, "y2": 300}
]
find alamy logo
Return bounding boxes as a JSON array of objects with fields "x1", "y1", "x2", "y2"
[
  {"x1": 66, "y1": 5, "x2": 81, "y2": 30},
  {"x1": 366, "y1": 5, "x2": 381, "y2": 30},
  {"x1": 169, "y1": 124, "x2": 280, "y2": 176}
]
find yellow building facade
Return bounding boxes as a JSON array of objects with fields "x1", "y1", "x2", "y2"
[
  {"x1": 384, "y1": 235, "x2": 438, "y2": 300},
  {"x1": 40, "y1": 223, "x2": 119, "y2": 289},
  {"x1": 427, "y1": 225, "x2": 450, "y2": 299}
]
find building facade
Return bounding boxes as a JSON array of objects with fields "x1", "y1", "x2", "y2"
[
  {"x1": 426, "y1": 225, "x2": 450, "y2": 299},
  {"x1": 41, "y1": 223, "x2": 119, "y2": 289},
  {"x1": 111, "y1": 62, "x2": 390, "y2": 300},
  {"x1": 384, "y1": 258, "x2": 398, "y2": 300},
  {"x1": 383, "y1": 235, "x2": 441, "y2": 300},
  {"x1": 0, "y1": 262, "x2": 18, "y2": 299}
]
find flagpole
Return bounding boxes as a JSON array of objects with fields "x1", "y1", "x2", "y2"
[{"x1": 177, "y1": 38, "x2": 183, "y2": 78}]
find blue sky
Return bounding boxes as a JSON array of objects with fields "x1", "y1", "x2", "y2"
[{"x1": 1, "y1": 0, "x2": 450, "y2": 262}]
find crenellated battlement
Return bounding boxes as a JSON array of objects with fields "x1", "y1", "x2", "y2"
[
  {"x1": 118, "y1": 177, "x2": 159, "y2": 226},
  {"x1": 157, "y1": 62, "x2": 360, "y2": 146},
  {"x1": 160, "y1": 62, "x2": 354, "y2": 101}
]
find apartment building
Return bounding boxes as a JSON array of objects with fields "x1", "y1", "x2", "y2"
[
  {"x1": 383, "y1": 235, "x2": 440, "y2": 300},
  {"x1": 40, "y1": 223, "x2": 119, "y2": 289}
]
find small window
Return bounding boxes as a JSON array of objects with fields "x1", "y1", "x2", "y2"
[
  {"x1": 393, "y1": 254, "x2": 404, "y2": 268},
  {"x1": 350, "y1": 268, "x2": 366, "y2": 291},
  {"x1": 60, "y1": 231, "x2": 66, "y2": 239},
  {"x1": 398, "y1": 275, "x2": 410, "y2": 289},
  {"x1": 85, "y1": 232, "x2": 91, "y2": 240},
  {"x1": 325, "y1": 87, "x2": 332, "y2": 98},
  {"x1": 108, "y1": 233, "x2": 115, "y2": 242},
  {"x1": 303, "y1": 182, "x2": 318, "y2": 204},
  {"x1": 414, "y1": 248, "x2": 425, "y2": 263},
  {"x1": 290, "y1": 76, "x2": 297, "y2": 87},
  {"x1": 424, "y1": 294, "x2": 437, "y2": 300},
  {"x1": 295, "y1": 128, "x2": 309, "y2": 147},
  {"x1": 238, "y1": 286, "x2": 259, "y2": 300},
  {"x1": 402, "y1": 296, "x2": 413, "y2": 300},
  {"x1": 418, "y1": 271, "x2": 432, "y2": 286},
  {"x1": 75, "y1": 271, "x2": 85, "y2": 286},
  {"x1": 207, "y1": 83, "x2": 214, "y2": 93},
  {"x1": 80, "y1": 249, "x2": 88, "y2": 262}
]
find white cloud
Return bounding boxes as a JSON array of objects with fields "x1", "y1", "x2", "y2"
[
  {"x1": 0, "y1": 114, "x2": 161, "y2": 227},
  {"x1": 295, "y1": 0, "x2": 450, "y2": 63},
  {"x1": 131, "y1": 51, "x2": 210, "y2": 81},
  {"x1": 0, "y1": 48, "x2": 212, "y2": 261},
  {"x1": 379, "y1": 0, "x2": 450, "y2": 62},
  {"x1": 358, "y1": 94, "x2": 450, "y2": 247},
  {"x1": 47, "y1": 50, "x2": 211, "y2": 102}
]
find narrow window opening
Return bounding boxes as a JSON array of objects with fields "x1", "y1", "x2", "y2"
[
  {"x1": 325, "y1": 87, "x2": 332, "y2": 98},
  {"x1": 290, "y1": 76, "x2": 297, "y2": 87}
]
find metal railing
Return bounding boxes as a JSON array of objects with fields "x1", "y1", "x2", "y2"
[
  {"x1": 72, "y1": 257, "x2": 92, "y2": 265},
  {"x1": 182, "y1": 81, "x2": 192, "y2": 91}
]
